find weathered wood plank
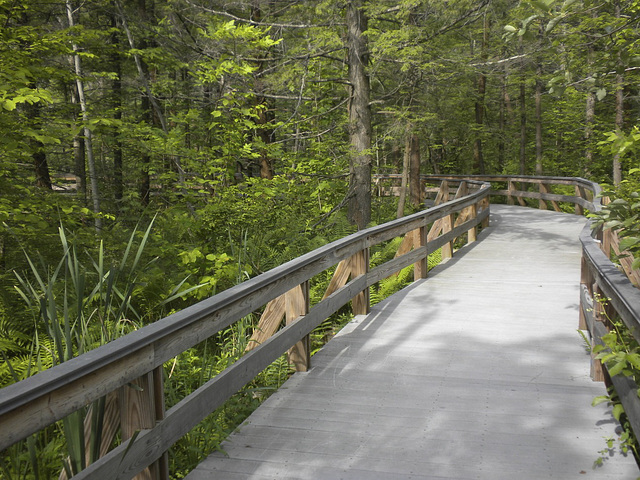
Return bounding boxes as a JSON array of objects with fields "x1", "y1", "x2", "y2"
[
  {"x1": 245, "y1": 294, "x2": 286, "y2": 352},
  {"x1": 188, "y1": 205, "x2": 638, "y2": 480},
  {"x1": 72, "y1": 276, "x2": 370, "y2": 480}
]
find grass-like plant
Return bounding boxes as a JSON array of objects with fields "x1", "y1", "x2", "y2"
[{"x1": 6, "y1": 219, "x2": 159, "y2": 478}]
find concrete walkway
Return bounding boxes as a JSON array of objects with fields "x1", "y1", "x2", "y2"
[{"x1": 186, "y1": 205, "x2": 640, "y2": 479}]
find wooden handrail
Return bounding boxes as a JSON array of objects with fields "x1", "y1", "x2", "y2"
[
  {"x1": 0, "y1": 178, "x2": 490, "y2": 479},
  {"x1": 412, "y1": 175, "x2": 640, "y2": 451},
  {"x1": 4, "y1": 174, "x2": 639, "y2": 479}
]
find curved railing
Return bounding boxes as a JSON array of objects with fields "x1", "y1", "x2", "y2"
[
  {"x1": 3, "y1": 174, "x2": 639, "y2": 479},
  {"x1": 411, "y1": 175, "x2": 640, "y2": 447},
  {"x1": 0, "y1": 179, "x2": 490, "y2": 479}
]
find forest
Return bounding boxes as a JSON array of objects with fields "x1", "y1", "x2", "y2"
[{"x1": 1, "y1": 0, "x2": 640, "y2": 478}]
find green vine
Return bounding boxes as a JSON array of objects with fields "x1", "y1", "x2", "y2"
[{"x1": 590, "y1": 294, "x2": 640, "y2": 468}]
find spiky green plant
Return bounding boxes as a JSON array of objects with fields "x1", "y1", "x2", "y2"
[{"x1": 8, "y1": 218, "x2": 159, "y2": 478}]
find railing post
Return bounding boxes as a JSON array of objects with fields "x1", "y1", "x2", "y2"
[
  {"x1": 538, "y1": 183, "x2": 548, "y2": 210},
  {"x1": 575, "y1": 185, "x2": 585, "y2": 215},
  {"x1": 286, "y1": 282, "x2": 310, "y2": 372},
  {"x1": 467, "y1": 202, "x2": 478, "y2": 244},
  {"x1": 414, "y1": 225, "x2": 428, "y2": 280},
  {"x1": 579, "y1": 256, "x2": 591, "y2": 331},
  {"x1": 351, "y1": 248, "x2": 370, "y2": 315},
  {"x1": 507, "y1": 181, "x2": 515, "y2": 205},
  {"x1": 591, "y1": 283, "x2": 612, "y2": 383},
  {"x1": 119, "y1": 368, "x2": 166, "y2": 480}
]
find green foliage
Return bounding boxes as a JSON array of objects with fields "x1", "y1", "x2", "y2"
[
  {"x1": 590, "y1": 295, "x2": 640, "y2": 467},
  {"x1": 590, "y1": 170, "x2": 640, "y2": 270}
]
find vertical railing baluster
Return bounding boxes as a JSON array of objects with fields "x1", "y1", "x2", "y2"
[
  {"x1": 286, "y1": 282, "x2": 310, "y2": 372},
  {"x1": 351, "y1": 248, "x2": 370, "y2": 315}
]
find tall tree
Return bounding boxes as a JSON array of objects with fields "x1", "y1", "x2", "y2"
[{"x1": 346, "y1": 0, "x2": 372, "y2": 229}]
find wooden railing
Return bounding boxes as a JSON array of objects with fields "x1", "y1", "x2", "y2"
[
  {"x1": 0, "y1": 178, "x2": 490, "y2": 480},
  {"x1": 3, "y1": 175, "x2": 639, "y2": 479},
  {"x1": 411, "y1": 175, "x2": 640, "y2": 449}
]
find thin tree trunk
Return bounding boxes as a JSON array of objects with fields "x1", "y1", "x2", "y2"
[
  {"x1": 584, "y1": 88, "x2": 596, "y2": 178},
  {"x1": 613, "y1": 0, "x2": 623, "y2": 186},
  {"x1": 498, "y1": 67, "x2": 506, "y2": 172},
  {"x1": 67, "y1": 0, "x2": 101, "y2": 230},
  {"x1": 252, "y1": 0, "x2": 275, "y2": 179},
  {"x1": 519, "y1": 80, "x2": 526, "y2": 175},
  {"x1": 111, "y1": 7, "x2": 123, "y2": 204},
  {"x1": 396, "y1": 135, "x2": 410, "y2": 219},
  {"x1": 535, "y1": 62, "x2": 543, "y2": 175},
  {"x1": 473, "y1": 13, "x2": 488, "y2": 174},
  {"x1": 409, "y1": 134, "x2": 421, "y2": 207},
  {"x1": 73, "y1": 133, "x2": 86, "y2": 202},
  {"x1": 346, "y1": 0, "x2": 372, "y2": 230}
]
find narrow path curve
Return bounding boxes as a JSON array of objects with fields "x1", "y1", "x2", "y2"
[{"x1": 186, "y1": 205, "x2": 639, "y2": 479}]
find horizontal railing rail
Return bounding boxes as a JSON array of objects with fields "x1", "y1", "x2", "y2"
[
  {"x1": 5, "y1": 174, "x2": 638, "y2": 479},
  {"x1": 410, "y1": 175, "x2": 640, "y2": 452},
  {"x1": 375, "y1": 174, "x2": 596, "y2": 214},
  {"x1": 0, "y1": 178, "x2": 490, "y2": 479}
]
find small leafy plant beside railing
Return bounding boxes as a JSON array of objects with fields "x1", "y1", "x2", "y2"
[
  {"x1": 590, "y1": 295, "x2": 640, "y2": 466},
  {"x1": 587, "y1": 170, "x2": 640, "y2": 469},
  {"x1": 591, "y1": 169, "x2": 640, "y2": 272}
]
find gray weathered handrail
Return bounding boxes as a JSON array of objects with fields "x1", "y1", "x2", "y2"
[
  {"x1": 411, "y1": 175, "x2": 640, "y2": 450},
  {"x1": 4, "y1": 174, "x2": 639, "y2": 479},
  {"x1": 0, "y1": 178, "x2": 490, "y2": 479}
]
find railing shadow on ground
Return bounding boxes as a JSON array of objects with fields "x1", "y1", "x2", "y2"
[{"x1": 1, "y1": 174, "x2": 639, "y2": 479}]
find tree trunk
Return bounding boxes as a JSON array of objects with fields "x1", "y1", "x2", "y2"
[
  {"x1": 252, "y1": 1, "x2": 275, "y2": 180},
  {"x1": 519, "y1": 80, "x2": 526, "y2": 175},
  {"x1": 409, "y1": 134, "x2": 421, "y2": 207},
  {"x1": 73, "y1": 132, "x2": 86, "y2": 202},
  {"x1": 67, "y1": 0, "x2": 101, "y2": 230},
  {"x1": 473, "y1": 13, "x2": 488, "y2": 174},
  {"x1": 473, "y1": 71, "x2": 486, "y2": 174},
  {"x1": 535, "y1": 63, "x2": 543, "y2": 175},
  {"x1": 33, "y1": 147, "x2": 52, "y2": 190},
  {"x1": 613, "y1": 0, "x2": 623, "y2": 186},
  {"x1": 584, "y1": 88, "x2": 596, "y2": 178},
  {"x1": 111, "y1": 7, "x2": 123, "y2": 204},
  {"x1": 498, "y1": 67, "x2": 506, "y2": 172},
  {"x1": 396, "y1": 135, "x2": 410, "y2": 219},
  {"x1": 346, "y1": 0, "x2": 372, "y2": 230}
]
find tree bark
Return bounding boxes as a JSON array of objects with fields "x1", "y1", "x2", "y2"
[
  {"x1": 111, "y1": 7, "x2": 123, "y2": 204},
  {"x1": 473, "y1": 13, "x2": 488, "y2": 174},
  {"x1": 613, "y1": 0, "x2": 623, "y2": 186},
  {"x1": 396, "y1": 135, "x2": 410, "y2": 219},
  {"x1": 584, "y1": 88, "x2": 596, "y2": 178},
  {"x1": 498, "y1": 66, "x2": 507, "y2": 172},
  {"x1": 252, "y1": 1, "x2": 275, "y2": 180},
  {"x1": 519, "y1": 80, "x2": 526, "y2": 175},
  {"x1": 346, "y1": 0, "x2": 372, "y2": 230},
  {"x1": 67, "y1": 0, "x2": 101, "y2": 230},
  {"x1": 535, "y1": 62, "x2": 543, "y2": 175},
  {"x1": 409, "y1": 134, "x2": 421, "y2": 207}
]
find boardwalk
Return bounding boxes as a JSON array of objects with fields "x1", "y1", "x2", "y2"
[{"x1": 186, "y1": 205, "x2": 639, "y2": 480}]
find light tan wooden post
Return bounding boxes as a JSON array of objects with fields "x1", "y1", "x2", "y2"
[
  {"x1": 481, "y1": 196, "x2": 490, "y2": 228},
  {"x1": 507, "y1": 181, "x2": 515, "y2": 205},
  {"x1": 120, "y1": 368, "x2": 166, "y2": 480},
  {"x1": 351, "y1": 249, "x2": 370, "y2": 315},
  {"x1": 575, "y1": 185, "x2": 585, "y2": 215},
  {"x1": 538, "y1": 183, "x2": 548, "y2": 210},
  {"x1": 441, "y1": 211, "x2": 454, "y2": 260},
  {"x1": 579, "y1": 256, "x2": 591, "y2": 331},
  {"x1": 152, "y1": 367, "x2": 169, "y2": 480},
  {"x1": 467, "y1": 203, "x2": 478, "y2": 244},
  {"x1": 414, "y1": 226, "x2": 428, "y2": 280},
  {"x1": 286, "y1": 283, "x2": 310, "y2": 372},
  {"x1": 602, "y1": 228, "x2": 612, "y2": 260},
  {"x1": 590, "y1": 283, "x2": 612, "y2": 383}
]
